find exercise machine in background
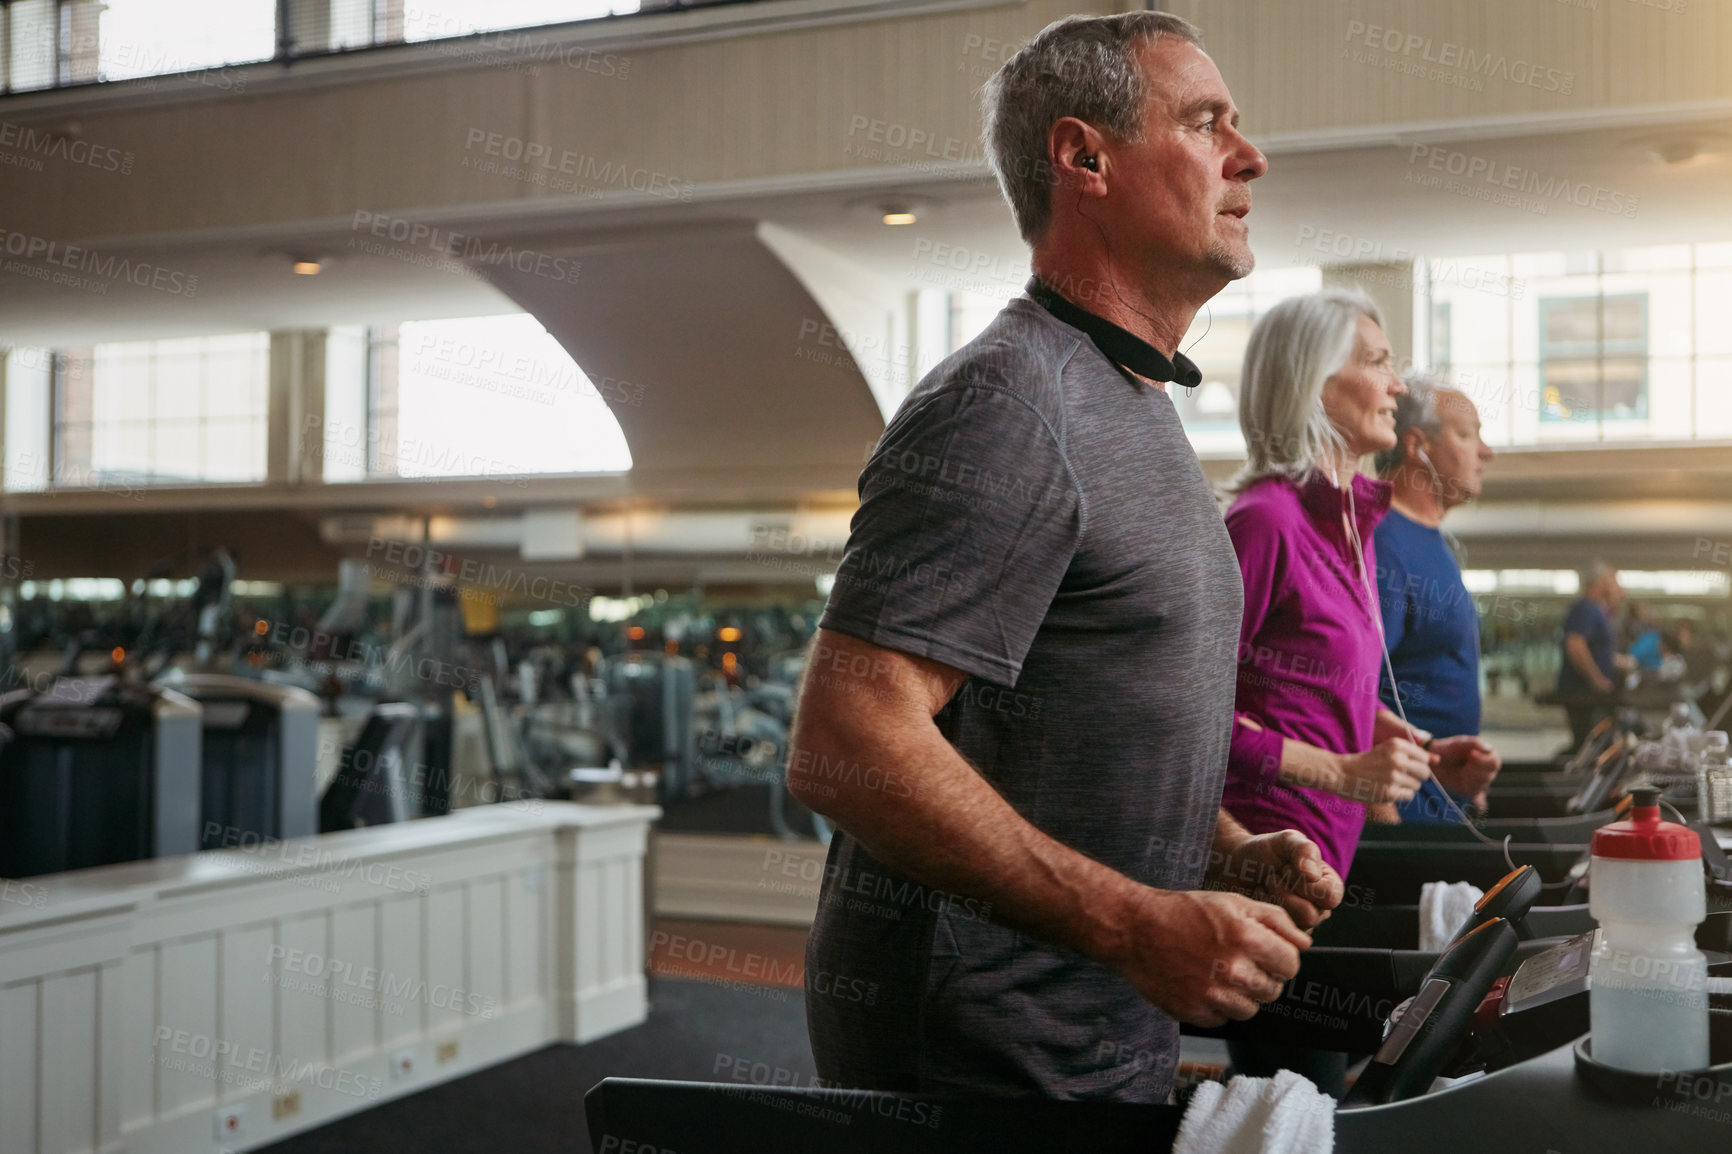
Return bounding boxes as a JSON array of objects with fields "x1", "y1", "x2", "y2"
[{"x1": 0, "y1": 675, "x2": 201, "y2": 878}]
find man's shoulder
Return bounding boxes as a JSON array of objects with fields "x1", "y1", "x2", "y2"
[
  {"x1": 1374, "y1": 507, "x2": 1437, "y2": 547},
  {"x1": 903, "y1": 298, "x2": 1095, "y2": 421}
]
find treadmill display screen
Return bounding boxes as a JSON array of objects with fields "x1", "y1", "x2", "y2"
[
  {"x1": 15, "y1": 706, "x2": 123, "y2": 737},
  {"x1": 1504, "y1": 930, "x2": 1597, "y2": 1014}
]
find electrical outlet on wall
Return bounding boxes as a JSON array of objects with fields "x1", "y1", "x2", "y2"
[
  {"x1": 390, "y1": 1048, "x2": 417, "y2": 1080},
  {"x1": 213, "y1": 1105, "x2": 246, "y2": 1141}
]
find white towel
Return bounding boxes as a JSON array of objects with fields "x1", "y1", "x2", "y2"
[
  {"x1": 1419, "y1": 881, "x2": 1485, "y2": 952},
  {"x1": 1174, "y1": 1069, "x2": 1335, "y2": 1154}
]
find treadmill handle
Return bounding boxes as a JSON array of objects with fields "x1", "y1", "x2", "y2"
[{"x1": 1341, "y1": 918, "x2": 1520, "y2": 1108}]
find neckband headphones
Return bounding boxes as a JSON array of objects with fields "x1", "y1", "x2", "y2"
[{"x1": 1025, "y1": 276, "x2": 1203, "y2": 388}]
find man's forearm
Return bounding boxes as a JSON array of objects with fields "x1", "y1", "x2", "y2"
[
  {"x1": 1212, "y1": 809, "x2": 1254, "y2": 857},
  {"x1": 790, "y1": 716, "x2": 1151, "y2": 970}
]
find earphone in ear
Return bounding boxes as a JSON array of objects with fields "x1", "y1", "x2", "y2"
[
  {"x1": 1415, "y1": 447, "x2": 1435, "y2": 469},
  {"x1": 1080, "y1": 155, "x2": 1099, "y2": 171}
]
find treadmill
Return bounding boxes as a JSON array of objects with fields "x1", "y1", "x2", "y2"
[
  {"x1": 153, "y1": 672, "x2": 321, "y2": 850},
  {"x1": 317, "y1": 701, "x2": 421, "y2": 831},
  {"x1": 581, "y1": 864, "x2": 1732, "y2": 1152},
  {"x1": 0, "y1": 676, "x2": 202, "y2": 878},
  {"x1": 603, "y1": 652, "x2": 697, "y2": 806}
]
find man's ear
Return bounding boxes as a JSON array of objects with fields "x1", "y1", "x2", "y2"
[{"x1": 1047, "y1": 116, "x2": 1106, "y2": 191}]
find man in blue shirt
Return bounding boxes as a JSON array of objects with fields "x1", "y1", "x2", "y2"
[
  {"x1": 1556, "y1": 564, "x2": 1629, "y2": 747},
  {"x1": 1373, "y1": 377, "x2": 1503, "y2": 822}
]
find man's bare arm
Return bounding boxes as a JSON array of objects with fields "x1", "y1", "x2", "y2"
[{"x1": 789, "y1": 628, "x2": 1310, "y2": 1027}]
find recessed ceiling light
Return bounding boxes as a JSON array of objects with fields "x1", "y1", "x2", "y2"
[
  {"x1": 292, "y1": 260, "x2": 321, "y2": 275},
  {"x1": 1630, "y1": 132, "x2": 1731, "y2": 168},
  {"x1": 844, "y1": 194, "x2": 942, "y2": 224}
]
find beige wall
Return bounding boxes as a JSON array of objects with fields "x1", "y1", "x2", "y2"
[
  {"x1": 0, "y1": 0, "x2": 1104, "y2": 243},
  {"x1": 13, "y1": 0, "x2": 1722, "y2": 246},
  {"x1": 1172, "y1": 0, "x2": 1729, "y2": 138}
]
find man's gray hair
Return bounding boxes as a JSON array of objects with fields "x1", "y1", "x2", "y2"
[
  {"x1": 1374, "y1": 372, "x2": 1448, "y2": 476},
  {"x1": 1582, "y1": 561, "x2": 1617, "y2": 591},
  {"x1": 1227, "y1": 289, "x2": 1383, "y2": 494},
  {"x1": 982, "y1": 12, "x2": 1203, "y2": 244}
]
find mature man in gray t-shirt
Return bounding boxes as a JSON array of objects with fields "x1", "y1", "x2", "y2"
[{"x1": 790, "y1": 13, "x2": 1343, "y2": 1103}]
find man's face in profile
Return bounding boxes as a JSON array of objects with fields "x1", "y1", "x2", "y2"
[{"x1": 1100, "y1": 37, "x2": 1267, "y2": 287}]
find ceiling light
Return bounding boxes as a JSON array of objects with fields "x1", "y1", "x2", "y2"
[
  {"x1": 1631, "y1": 132, "x2": 1731, "y2": 168},
  {"x1": 845, "y1": 194, "x2": 942, "y2": 224},
  {"x1": 292, "y1": 260, "x2": 321, "y2": 275}
]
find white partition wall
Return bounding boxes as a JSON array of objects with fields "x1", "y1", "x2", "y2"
[{"x1": 0, "y1": 802, "x2": 658, "y2": 1154}]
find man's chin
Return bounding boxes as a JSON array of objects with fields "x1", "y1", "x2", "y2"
[{"x1": 1207, "y1": 242, "x2": 1255, "y2": 281}]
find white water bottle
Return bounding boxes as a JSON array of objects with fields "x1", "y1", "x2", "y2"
[
  {"x1": 1588, "y1": 787, "x2": 1709, "y2": 1073},
  {"x1": 1662, "y1": 702, "x2": 1698, "y2": 777},
  {"x1": 1698, "y1": 731, "x2": 1732, "y2": 824}
]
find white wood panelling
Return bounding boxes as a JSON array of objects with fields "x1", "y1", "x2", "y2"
[
  {"x1": 0, "y1": 802, "x2": 657, "y2": 1154},
  {"x1": 220, "y1": 924, "x2": 276, "y2": 1104},
  {"x1": 466, "y1": 877, "x2": 506, "y2": 1025},
  {"x1": 328, "y1": 904, "x2": 378, "y2": 1065},
  {"x1": 425, "y1": 886, "x2": 465, "y2": 1037},
  {"x1": 157, "y1": 938, "x2": 219, "y2": 1119},
  {"x1": 1, "y1": 982, "x2": 39, "y2": 1153},
  {"x1": 378, "y1": 894, "x2": 423, "y2": 1050},
  {"x1": 40, "y1": 970, "x2": 97, "y2": 1154},
  {"x1": 654, "y1": 833, "x2": 824, "y2": 926},
  {"x1": 276, "y1": 912, "x2": 330, "y2": 1075}
]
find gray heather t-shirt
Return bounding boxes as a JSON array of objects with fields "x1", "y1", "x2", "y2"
[{"x1": 806, "y1": 295, "x2": 1243, "y2": 1103}]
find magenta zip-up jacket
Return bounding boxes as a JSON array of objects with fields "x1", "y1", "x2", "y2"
[{"x1": 1219, "y1": 470, "x2": 1393, "y2": 877}]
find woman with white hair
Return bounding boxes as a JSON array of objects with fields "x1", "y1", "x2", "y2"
[
  {"x1": 1216, "y1": 291, "x2": 1438, "y2": 1092},
  {"x1": 1220, "y1": 289, "x2": 1442, "y2": 877}
]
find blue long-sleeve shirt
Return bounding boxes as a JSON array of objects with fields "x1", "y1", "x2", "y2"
[{"x1": 1373, "y1": 509, "x2": 1482, "y2": 823}]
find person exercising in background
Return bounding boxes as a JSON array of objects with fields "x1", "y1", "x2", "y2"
[
  {"x1": 789, "y1": 12, "x2": 1341, "y2": 1105},
  {"x1": 1216, "y1": 290, "x2": 1428, "y2": 1094},
  {"x1": 1556, "y1": 564, "x2": 1634, "y2": 747},
  {"x1": 1371, "y1": 376, "x2": 1502, "y2": 822}
]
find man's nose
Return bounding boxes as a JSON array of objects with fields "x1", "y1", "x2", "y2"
[
  {"x1": 1235, "y1": 141, "x2": 1268, "y2": 182},
  {"x1": 1226, "y1": 126, "x2": 1267, "y2": 181}
]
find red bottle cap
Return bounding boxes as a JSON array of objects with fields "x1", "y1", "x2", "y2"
[{"x1": 1591, "y1": 787, "x2": 1701, "y2": 862}]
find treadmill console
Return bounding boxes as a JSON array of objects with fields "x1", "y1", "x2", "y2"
[
  {"x1": 1503, "y1": 930, "x2": 1595, "y2": 1015},
  {"x1": 14, "y1": 706, "x2": 124, "y2": 738}
]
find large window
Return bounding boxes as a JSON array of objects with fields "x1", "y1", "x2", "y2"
[
  {"x1": 1538, "y1": 294, "x2": 1648, "y2": 429},
  {"x1": 402, "y1": 0, "x2": 639, "y2": 43},
  {"x1": 4, "y1": 348, "x2": 52, "y2": 491},
  {"x1": 97, "y1": 0, "x2": 275, "y2": 82},
  {"x1": 325, "y1": 314, "x2": 632, "y2": 482},
  {"x1": 1172, "y1": 243, "x2": 1732, "y2": 455},
  {"x1": 1431, "y1": 244, "x2": 1732, "y2": 444},
  {"x1": 1170, "y1": 266, "x2": 1325, "y2": 456},
  {"x1": 54, "y1": 332, "x2": 270, "y2": 485},
  {"x1": 3, "y1": 0, "x2": 650, "y2": 94}
]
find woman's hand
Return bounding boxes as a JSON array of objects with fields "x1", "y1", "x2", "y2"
[
  {"x1": 1429, "y1": 735, "x2": 1500, "y2": 798},
  {"x1": 1332, "y1": 737, "x2": 1432, "y2": 804}
]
